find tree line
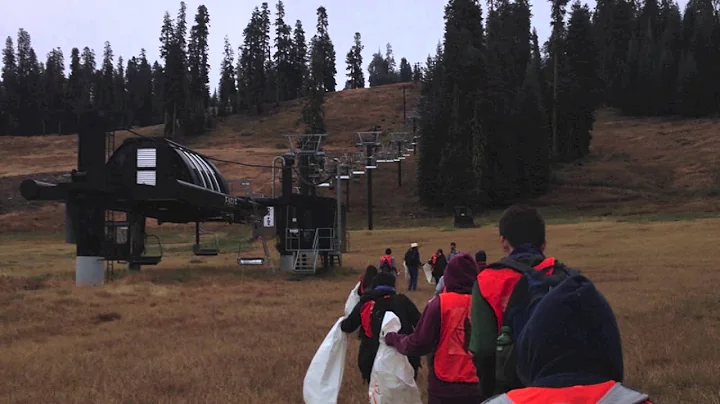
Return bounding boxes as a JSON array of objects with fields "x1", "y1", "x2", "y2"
[
  {"x1": 417, "y1": 0, "x2": 720, "y2": 211},
  {"x1": 0, "y1": 1, "x2": 419, "y2": 138}
]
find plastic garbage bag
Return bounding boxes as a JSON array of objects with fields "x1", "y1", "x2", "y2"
[
  {"x1": 403, "y1": 262, "x2": 409, "y2": 279},
  {"x1": 303, "y1": 317, "x2": 347, "y2": 404},
  {"x1": 344, "y1": 281, "x2": 361, "y2": 317},
  {"x1": 423, "y1": 262, "x2": 434, "y2": 284},
  {"x1": 368, "y1": 312, "x2": 423, "y2": 404}
]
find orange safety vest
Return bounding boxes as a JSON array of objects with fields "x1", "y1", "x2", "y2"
[
  {"x1": 485, "y1": 380, "x2": 652, "y2": 403},
  {"x1": 434, "y1": 292, "x2": 478, "y2": 383},
  {"x1": 477, "y1": 257, "x2": 556, "y2": 333},
  {"x1": 380, "y1": 255, "x2": 393, "y2": 267},
  {"x1": 431, "y1": 254, "x2": 437, "y2": 266}
]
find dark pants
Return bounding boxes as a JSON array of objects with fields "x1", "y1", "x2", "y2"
[
  {"x1": 428, "y1": 395, "x2": 484, "y2": 404},
  {"x1": 432, "y1": 272, "x2": 442, "y2": 284},
  {"x1": 407, "y1": 266, "x2": 419, "y2": 290}
]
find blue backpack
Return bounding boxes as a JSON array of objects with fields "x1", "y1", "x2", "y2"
[{"x1": 485, "y1": 257, "x2": 580, "y2": 393}]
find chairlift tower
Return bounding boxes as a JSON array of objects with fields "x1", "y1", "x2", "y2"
[
  {"x1": 285, "y1": 134, "x2": 327, "y2": 197},
  {"x1": 356, "y1": 132, "x2": 381, "y2": 230},
  {"x1": 391, "y1": 132, "x2": 411, "y2": 188}
]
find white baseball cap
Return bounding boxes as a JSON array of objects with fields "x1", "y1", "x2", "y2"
[{"x1": 410, "y1": 243, "x2": 418, "y2": 248}]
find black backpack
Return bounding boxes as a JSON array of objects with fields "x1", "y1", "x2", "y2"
[{"x1": 486, "y1": 258, "x2": 579, "y2": 394}]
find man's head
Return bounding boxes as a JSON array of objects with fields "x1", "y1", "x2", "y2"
[
  {"x1": 498, "y1": 204, "x2": 546, "y2": 254},
  {"x1": 385, "y1": 248, "x2": 392, "y2": 255},
  {"x1": 410, "y1": 242, "x2": 418, "y2": 250},
  {"x1": 373, "y1": 271, "x2": 396, "y2": 288},
  {"x1": 475, "y1": 250, "x2": 487, "y2": 264},
  {"x1": 450, "y1": 242, "x2": 456, "y2": 251},
  {"x1": 437, "y1": 248, "x2": 444, "y2": 255}
]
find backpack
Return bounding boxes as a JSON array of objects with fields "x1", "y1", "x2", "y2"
[
  {"x1": 380, "y1": 256, "x2": 394, "y2": 273},
  {"x1": 486, "y1": 257, "x2": 579, "y2": 394}
]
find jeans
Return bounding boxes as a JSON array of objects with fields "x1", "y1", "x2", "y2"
[{"x1": 407, "y1": 266, "x2": 419, "y2": 290}]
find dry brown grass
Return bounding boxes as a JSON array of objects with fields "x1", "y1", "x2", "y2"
[{"x1": 1, "y1": 219, "x2": 720, "y2": 403}]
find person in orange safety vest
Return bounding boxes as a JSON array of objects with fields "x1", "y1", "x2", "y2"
[
  {"x1": 384, "y1": 253, "x2": 484, "y2": 404},
  {"x1": 482, "y1": 273, "x2": 653, "y2": 404}
]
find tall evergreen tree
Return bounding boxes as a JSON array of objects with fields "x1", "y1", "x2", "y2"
[
  {"x1": 345, "y1": 32, "x2": 364, "y2": 89},
  {"x1": 2, "y1": 37, "x2": 19, "y2": 135},
  {"x1": 313, "y1": 6, "x2": 337, "y2": 92},
  {"x1": 274, "y1": 1, "x2": 294, "y2": 102},
  {"x1": 188, "y1": 4, "x2": 211, "y2": 132},
  {"x1": 218, "y1": 36, "x2": 238, "y2": 115},
  {"x1": 399, "y1": 57, "x2": 412, "y2": 82},
  {"x1": 290, "y1": 20, "x2": 308, "y2": 98}
]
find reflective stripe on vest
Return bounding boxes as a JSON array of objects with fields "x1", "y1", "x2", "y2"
[
  {"x1": 381, "y1": 255, "x2": 393, "y2": 267},
  {"x1": 477, "y1": 257, "x2": 556, "y2": 333},
  {"x1": 434, "y1": 292, "x2": 478, "y2": 383},
  {"x1": 483, "y1": 381, "x2": 650, "y2": 404}
]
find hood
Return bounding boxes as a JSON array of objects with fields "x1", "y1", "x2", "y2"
[
  {"x1": 516, "y1": 274, "x2": 624, "y2": 388},
  {"x1": 360, "y1": 285, "x2": 396, "y2": 302},
  {"x1": 442, "y1": 253, "x2": 477, "y2": 294}
]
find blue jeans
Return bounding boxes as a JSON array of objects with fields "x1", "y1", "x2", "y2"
[{"x1": 407, "y1": 266, "x2": 419, "y2": 290}]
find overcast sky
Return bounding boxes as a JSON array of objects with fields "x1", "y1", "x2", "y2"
[{"x1": 2, "y1": 0, "x2": 688, "y2": 91}]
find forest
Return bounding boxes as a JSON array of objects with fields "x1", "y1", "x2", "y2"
[
  {"x1": 417, "y1": 0, "x2": 720, "y2": 209},
  {"x1": 1, "y1": 0, "x2": 718, "y2": 209},
  {"x1": 0, "y1": 1, "x2": 415, "y2": 139}
]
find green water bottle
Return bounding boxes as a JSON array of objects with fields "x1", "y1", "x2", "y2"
[
  {"x1": 496, "y1": 326, "x2": 512, "y2": 349},
  {"x1": 495, "y1": 325, "x2": 514, "y2": 393}
]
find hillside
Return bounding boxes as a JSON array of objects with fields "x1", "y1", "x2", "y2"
[{"x1": 1, "y1": 83, "x2": 719, "y2": 232}]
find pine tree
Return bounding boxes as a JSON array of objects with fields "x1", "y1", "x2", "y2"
[
  {"x1": 274, "y1": 1, "x2": 294, "y2": 102},
  {"x1": 345, "y1": 32, "x2": 364, "y2": 89},
  {"x1": 239, "y1": 7, "x2": 266, "y2": 113},
  {"x1": 412, "y1": 63, "x2": 423, "y2": 83},
  {"x1": 159, "y1": 2, "x2": 190, "y2": 138},
  {"x1": 2, "y1": 36, "x2": 19, "y2": 135},
  {"x1": 67, "y1": 47, "x2": 83, "y2": 132},
  {"x1": 113, "y1": 56, "x2": 127, "y2": 127},
  {"x1": 290, "y1": 20, "x2": 308, "y2": 98},
  {"x1": 97, "y1": 41, "x2": 115, "y2": 123},
  {"x1": 16, "y1": 29, "x2": 43, "y2": 135},
  {"x1": 399, "y1": 57, "x2": 412, "y2": 82},
  {"x1": 218, "y1": 36, "x2": 237, "y2": 115},
  {"x1": 188, "y1": 4, "x2": 211, "y2": 133},
  {"x1": 313, "y1": 6, "x2": 337, "y2": 92}
]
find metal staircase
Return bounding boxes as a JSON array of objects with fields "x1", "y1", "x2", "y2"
[{"x1": 293, "y1": 229, "x2": 321, "y2": 275}]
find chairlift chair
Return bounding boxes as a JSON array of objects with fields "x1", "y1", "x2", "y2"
[{"x1": 192, "y1": 221, "x2": 220, "y2": 256}]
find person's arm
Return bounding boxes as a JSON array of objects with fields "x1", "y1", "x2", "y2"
[
  {"x1": 385, "y1": 298, "x2": 440, "y2": 357},
  {"x1": 470, "y1": 280, "x2": 499, "y2": 397},
  {"x1": 434, "y1": 276, "x2": 444, "y2": 296},
  {"x1": 340, "y1": 300, "x2": 364, "y2": 333}
]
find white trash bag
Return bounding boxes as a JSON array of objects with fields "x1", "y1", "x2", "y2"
[
  {"x1": 303, "y1": 317, "x2": 348, "y2": 404},
  {"x1": 423, "y1": 262, "x2": 434, "y2": 284},
  {"x1": 344, "y1": 281, "x2": 361, "y2": 317},
  {"x1": 368, "y1": 312, "x2": 423, "y2": 404},
  {"x1": 403, "y1": 262, "x2": 409, "y2": 279}
]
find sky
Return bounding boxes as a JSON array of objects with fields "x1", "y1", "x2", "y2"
[{"x1": 1, "y1": 0, "x2": 687, "y2": 91}]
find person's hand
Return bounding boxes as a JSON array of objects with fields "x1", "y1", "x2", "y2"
[{"x1": 384, "y1": 332, "x2": 399, "y2": 346}]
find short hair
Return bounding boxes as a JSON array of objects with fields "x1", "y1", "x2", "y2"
[
  {"x1": 498, "y1": 205, "x2": 546, "y2": 248},
  {"x1": 475, "y1": 250, "x2": 487, "y2": 263},
  {"x1": 450, "y1": 242, "x2": 456, "y2": 247},
  {"x1": 374, "y1": 271, "x2": 396, "y2": 288},
  {"x1": 385, "y1": 248, "x2": 392, "y2": 255},
  {"x1": 362, "y1": 265, "x2": 379, "y2": 289}
]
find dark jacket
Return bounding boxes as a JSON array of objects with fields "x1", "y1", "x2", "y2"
[
  {"x1": 405, "y1": 248, "x2": 421, "y2": 269},
  {"x1": 385, "y1": 253, "x2": 483, "y2": 399},
  {"x1": 516, "y1": 274, "x2": 624, "y2": 388},
  {"x1": 431, "y1": 254, "x2": 448, "y2": 277},
  {"x1": 340, "y1": 286, "x2": 421, "y2": 382}
]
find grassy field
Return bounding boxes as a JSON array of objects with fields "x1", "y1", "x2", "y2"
[
  {"x1": 1, "y1": 83, "x2": 720, "y2": 403},
  {"x1": 1, "y1": 218, "x2": 720, "y2": 403}
]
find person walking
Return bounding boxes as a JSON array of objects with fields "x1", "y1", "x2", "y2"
[
  {"x1": 340, "y1": 272, "x2": 422, "y2": 383},
  {"x1": 429, "y1": 248, "x2": 447, "y2": 285},
  {"x1": 404, "y1": 243, "x2": 421, "y2": 291},
  {"x1": 448, "y1": 242, "x2": 460, "y2": 262},
  {"x1": 379, "y1": 248, "x2": 398, "y2": 275},
  {"x1": 385, "y1": 254, "x2": 485, "y2": 403},
  {"x1": 482, "y1": 274, "x2": 653, "y2": 403}
]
